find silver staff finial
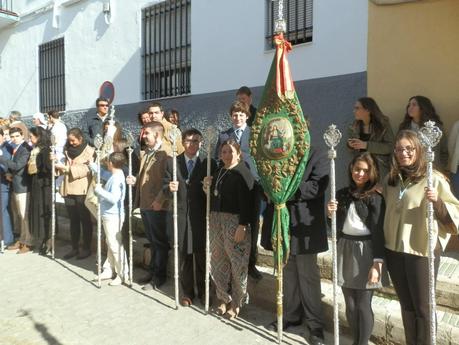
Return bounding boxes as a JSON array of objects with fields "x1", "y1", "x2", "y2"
[
  {"x1": 324, "y1": 124, "x2": 342, "y2": 157},
  {"x1": 418, "y1": 120, "x2": 442, "y2": 149},
  {"x1": 126, "y1": 131, "x2": 135, "y2": 148},
  {"x1": 108, "y1": 105, "x2": 116, "y2": 125},
  {"x1": 274, "y1": 0, "x2": 286, "y2": 34},
  {"x1": 206, "y1": 126, "x2": 217, "y2": 144},
  {"x1": 94, "y1": 134, "x2": 103, "y2": 150},
  {"x1": 169, "y1": 125, "x2": 180, "y2": 145}
]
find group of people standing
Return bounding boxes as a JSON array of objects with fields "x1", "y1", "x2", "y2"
[
  {"x1": 327, "y1": 95, "x2": 459, "y2": 345},
  {"x1": 1, "y1": 89, "x2": 459, "y2": 345}
]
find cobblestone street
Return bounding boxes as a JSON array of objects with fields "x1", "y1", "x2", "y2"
[{"x1": 0, "y1": 241, "x2": 355, "y2": 345}]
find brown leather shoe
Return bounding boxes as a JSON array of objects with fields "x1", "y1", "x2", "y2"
[
  {"x1": 180, "y1": 297, "x2": 193, "y2": 307},
  {"x1": 17, "y1": 245, "x2": 32, "y2": 254},
  {"x1": 8, "y1": 241, "x2": 22, "y2": 250}
]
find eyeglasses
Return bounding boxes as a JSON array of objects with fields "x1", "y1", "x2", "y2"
[{"x1": 394, "y1": 146, "x2": 416, "y2": 155}]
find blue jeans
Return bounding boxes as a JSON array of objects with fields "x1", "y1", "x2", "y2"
[
  {"x1": 140, "y1": 209, "x2": 170, "y2": 279},
  {"x1": 1, "y1": 191, "x2": 13, "y2": 245}
]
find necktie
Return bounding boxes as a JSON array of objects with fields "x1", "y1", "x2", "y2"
[
  {"x1": 187, "y1": 159, "x2": 195, "y2": 177},
  {"x1": 234, "y1": 128, "x2": 242, "y2": 143}
]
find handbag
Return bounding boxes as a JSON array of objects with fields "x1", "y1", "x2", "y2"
[{"x1": 84, "y1": 177, "x2": 98, "y2": 218}]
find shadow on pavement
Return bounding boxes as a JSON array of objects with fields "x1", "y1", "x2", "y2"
[{"x1": 19, "y1": 309, "x2": 64, "y2": 345}]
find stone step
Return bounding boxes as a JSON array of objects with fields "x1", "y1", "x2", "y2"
[{"x1": 257, "y1": 245, "x2": 459, "y2": 313}]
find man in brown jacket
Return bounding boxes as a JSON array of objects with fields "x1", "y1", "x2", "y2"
[{"x1": 127, "y1": 121, "x2": 171, "y2": 290}]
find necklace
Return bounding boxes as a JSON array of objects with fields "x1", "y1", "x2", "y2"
[
  {"x1": 213, "y1": 168, "x2": 230, "y2": 197},
  {"x1": 397, "y1": 174, "x2": 413, "y2": 209}
]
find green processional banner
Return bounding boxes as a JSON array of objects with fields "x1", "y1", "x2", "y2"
[{"x1": 250, "y1": 34, "x2": 310, "y2": 264}]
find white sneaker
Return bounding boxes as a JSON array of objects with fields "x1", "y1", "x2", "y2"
[
  {"x1": 99, "y1": 270, "x2": 114, "y2": 280},
  {"x1": 109, "y1": 276, "x2": 123, "y2": 286}
]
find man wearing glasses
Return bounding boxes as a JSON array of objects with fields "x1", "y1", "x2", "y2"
[
  {"x1": 83, "y1": 97, "x2": 110, "y2": 146},
  {"x1": 162, "y1": 128, "x2": 216, "y2": 306}
]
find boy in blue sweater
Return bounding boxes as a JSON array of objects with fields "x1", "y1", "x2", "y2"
[{"x1": 94, "y1": 152, "x2": 129, "y2": 286}]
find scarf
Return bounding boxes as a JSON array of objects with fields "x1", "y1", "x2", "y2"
[{"x1": 65, "y1": 141, "x2": 88, "y2": 160}]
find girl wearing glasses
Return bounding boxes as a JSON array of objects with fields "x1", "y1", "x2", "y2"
[
  {"x1": 327, "y1": 152, "x2": 388, "y2": 345},
  {"x1": 383, "y1": 130, "x2": 459, "y2": 344}
]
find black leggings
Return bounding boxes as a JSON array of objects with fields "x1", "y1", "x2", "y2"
[
  {"x1": 385, "y1": 249, "x2": 440, "y2": 345},
  {"x1": 64, "y1": 195, "x2": 93, "y2": 251},
  {"x1": 342, "y1": 287, "x2": 374, "y2": 345}
]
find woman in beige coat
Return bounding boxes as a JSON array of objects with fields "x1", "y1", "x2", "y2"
[
  {"x1": 55, "y1": 128, "x2": 94, "y2": 260},
  {"x1": 383, "y1": 130, "x2": 459, "y2": 345}
]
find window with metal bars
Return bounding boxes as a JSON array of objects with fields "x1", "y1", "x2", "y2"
[
  {"x1": 266, "y1": 0, "x2": 313, "y2": 49},
  {"x1": 142, "y1": 0, "x2": 191, "y2": 100},
  {"x1": 39, "y1": 37, "x2": 65, "y2": 112}
]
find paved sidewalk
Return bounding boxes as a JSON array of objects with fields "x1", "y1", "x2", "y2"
[{"x1": 0, "y1": 242, "x2": 358, "y2": 345}]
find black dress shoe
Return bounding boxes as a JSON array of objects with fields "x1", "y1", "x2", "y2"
[
  {"x1": 76, "y1": 249, "x2": 91, "y2": 260},
  {"x1": 267, "y1": 319, "x2": 302, "y2": 332},
  {"x1": 39, "y1": 241, "x2": 51, "y2": 256},
  {"x1": 137, "y1": 272, "x2": 154, "y2": 285},
  {"x1": 63, "y1": 249, "x2": 79, "y2": 260},
  {"x1": 154, "y1": 277, "x2": 166, "y2": 289},
  {"x1": 248, "y1": 266, "x2": 263, "y2": 281},
  {"x1": 142, "y1": 281, "x2": 155, "y2": 291},
  {"x1": 309, "y1": 329, "x2": 325, "y2": 345},
  {"x1": 309, "y1": 335, "x2": 325, "y2": 345}
]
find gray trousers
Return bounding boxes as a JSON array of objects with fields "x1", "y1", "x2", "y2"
[{"x1": 284, "y1": 253, "x2": 325, "y2": 331}]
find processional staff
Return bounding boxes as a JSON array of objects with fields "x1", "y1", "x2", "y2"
[
  {"x1": 170, "y1": 125, "x2": 181, "y2": 309},
  {"x1": 94, "y1": 133, "x2": 104, "y2": 288},
  {"x1": 324, "y1": 124, "x2": 342, "y2": 345},
  {"x1": 50, "y1": 134, "x2": 57, "y2": 259},
  {"x1": 126, "y1": 132, "x2": 135, "y2": 287},
  {"x1": 418, "y1": 120, "x2": 442, "y2": 345},
  {"x1": 204, "y1": 126, "x2": 217, "y2": 314}
]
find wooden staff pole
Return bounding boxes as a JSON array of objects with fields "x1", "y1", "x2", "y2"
[
  {"x1": 50, "y1": 134, "x2": 57, "y2": 259},
  {"x1": 126, "y1": 132, "x2": 135, "y2": 287},
  {"x1": 170, "y1": 126, "x2": 180, "y2": 309},
  {"x1": 94, "y1": 134, "x2": 104, "y2": 288}
]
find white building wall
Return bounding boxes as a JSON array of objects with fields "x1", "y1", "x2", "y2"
[
  {"x1": 0, "y1": 0, "x2": 368, "y2": 116},
  {"x1": 191, "y1": 0, "x2": 368, "y2": 94},
  {"x1": 0, "y1": 0, "x2": 153, "y2": 116}
]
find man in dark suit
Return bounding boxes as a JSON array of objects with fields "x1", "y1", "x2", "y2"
[
  {"x1": 0, "y1": 127, "x2": 32, "y2": 253},
  {"x1": 215, "y1": 101, "x2": 262, "y2": 280},
  {"x1": 262, "y1": 146, "x2": 329, "y2": 345},
  {"x1": 163, "y1": 128, "x2": 216, "y2": 306}
]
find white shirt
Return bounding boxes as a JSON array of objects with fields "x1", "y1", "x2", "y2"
[
  {"x1": 49, "y1": 120, "x2": 68, "y2": 162},
  {"x1": 342, "y1": 202, "x2": 371, "y2": 236}
]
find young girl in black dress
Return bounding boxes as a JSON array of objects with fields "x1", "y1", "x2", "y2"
[{"x1": 327, "y1": 152, "x2": 387, "y2": 345}]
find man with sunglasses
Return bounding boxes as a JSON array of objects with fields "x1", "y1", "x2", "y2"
[{"x1": 82, "y1": 97, "x2": 110, "y2": 146}]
